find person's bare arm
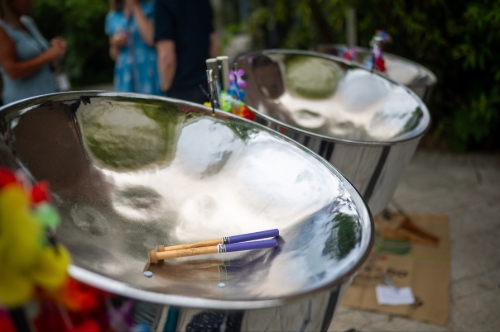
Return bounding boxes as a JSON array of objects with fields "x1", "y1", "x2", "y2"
[
  {"x1": 128, "y1": 0, "x2": 154, "y2": 46},
  {"x1": 209, "y1": 32, "x2": 219, "y2": 58},
  {"x1": 0, "y1": 27, "x2": 65, "y2": 80},
  {"x1": 156, "y1": 40, "x2": 176, "y2": 92},
  {"x1": 109, "y1": 36, "x2": 118, "y2": 61},
  {"x1": 109, "y1": 33, "x2": 128, "y2": 61}
]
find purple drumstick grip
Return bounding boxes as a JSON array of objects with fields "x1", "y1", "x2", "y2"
[
  {"x1": 228, "y1": 229, "x2": 279, "y2": 244},
  {"x1": 225, "y1": 239, "x2": 278, "y2": 253}
]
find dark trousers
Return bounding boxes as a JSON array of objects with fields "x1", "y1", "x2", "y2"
[{"x1": 167, "y1": 82, "x2": 209, "y2": 105}]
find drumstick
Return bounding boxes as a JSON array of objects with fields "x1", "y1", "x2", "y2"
[
  {"x1": 158, "y1": 229, "x2": 279, "y2": 252},
  {"x1": 149, "y1": 238, "x2": 278, "y2": 264}
]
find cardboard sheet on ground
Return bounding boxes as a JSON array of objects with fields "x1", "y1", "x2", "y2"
[{"x1": 341, "y1": 213, "x2": 450, "y2": 326}]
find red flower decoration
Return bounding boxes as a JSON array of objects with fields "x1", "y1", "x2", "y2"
[
  {"x1": 236, "y1": 105, "x2": 256, "y2": 121},
  {"x1": 375, "y1": 58, "x2": 386, "y2": 72},
  {"x1": 69, "y1": 319, "x2": 101, "y2": 332},
  {"x1": 0, "y1": 312, "x2": 16, "y2": 332},
  {"x1": 0, "y1": 168, "x2": 18, "y2": 188},
  {"x1": 31, "y1": 181, "x2": 51, "y2": 203}
]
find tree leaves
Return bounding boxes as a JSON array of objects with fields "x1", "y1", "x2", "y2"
[{"x1": 33, "y1": 0, "x2": 113, "y2": 86}]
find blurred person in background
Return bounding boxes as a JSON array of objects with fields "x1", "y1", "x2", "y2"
[
  {"x1": 106, "y1": 0, "x2": 163, "y2": 95},
  {"x1": 0, "y1": 0, "x2": 66, "y2": 106},
  {"x1": 154, "y1": 0, "x2": 219, "y2": 104}
]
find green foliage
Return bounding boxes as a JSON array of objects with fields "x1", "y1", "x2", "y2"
[
  {"x1": 220, "y1": 23, "x2": 243, "y2": 54},
  {"x1": 244, "y1": 0, "x2": 350, "y2": 49},
  {"x1": 322, "y1": 212, "x2": 360, "y2": 259},
  {"x1": 353, "y1": 0, "x2": 500, "y2": 151},
  {"x1": 225, "y1": 0, "x2": 500, "y2": 151},
  {"x1": 32, "y1": 0, "x2": 113, "y2": 86}
]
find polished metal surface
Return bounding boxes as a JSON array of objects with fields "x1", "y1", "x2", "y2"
[
  {"x1": 0, "y1": 91, "x2": 373, "y2": 327},
  {"x1": 236, "y1": 50, "x2": 431, "y2": 215},
  {"x1": 315, "y1": 44, "x2": 437, "y2": 103}
]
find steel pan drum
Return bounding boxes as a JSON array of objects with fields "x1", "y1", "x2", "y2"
[
  {"x1": 0, "y1": 92, "x2": 373, "y2": 331},
  {"x1": 236, "y1": 50, "x2": 431, "y2": 216},
  {"x1": 315, "y1": 45, "x2": 437, "y2": 103}
]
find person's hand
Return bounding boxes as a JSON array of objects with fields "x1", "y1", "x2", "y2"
[
  {"x1": 52, "y1": 37, "x2": 67, "y2": 52},
  {"x1": 111, "y1": 31, "x2": 128, "y2": 49},
  {"x1": 47, "y1": 37, "x2": 67, "y2": 60},
  {"x1": 125, "y1": 0, "x2": 139, "y2": 11}
]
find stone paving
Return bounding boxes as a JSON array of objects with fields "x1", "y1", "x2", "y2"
[{"x1": 329, "y1": 150, "x2": 500, "y2": 332}]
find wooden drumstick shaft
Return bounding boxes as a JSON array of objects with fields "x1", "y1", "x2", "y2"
[
  {"x1": 149, "y1": 239, "x2": 278, "y2": 264},
  {"x1": 161, "y1": 238, "x2": 222, "y2": 252},
  {"x1": 149, "y1": 246, "x2": 219, "y2": 263}
]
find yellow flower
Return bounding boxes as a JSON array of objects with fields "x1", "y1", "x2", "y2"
[
  {"x1": 0, "y1": 184, "x2": 70, "y2": 307},
  {"x1": 0, "y1": 185, "x2": 42, "y2": 270},
  {"x1": 32, "y1": 245, "x2": 71, "y2": 291},
  {"x1": 0, "y1": 268, "x2": 33, "y2": 307}
]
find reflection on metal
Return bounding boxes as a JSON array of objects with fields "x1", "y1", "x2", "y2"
[
  {"x1": 0, "y1": 91, "x2": 373, "y2": 331},
  {"x1": 236, "y1": 50, "x2": 431, "y2": 215},
  {"x1": 315, "y1": 45, "x2": 437, "y2": 103}
]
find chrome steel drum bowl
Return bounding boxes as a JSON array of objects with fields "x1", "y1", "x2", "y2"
[
  {"x1": 315, "y1": 45, "x2": 437, "y2": 103},
  {"x1": 236, "y1": 50, "x2": 431, "y2": 216},
  {"x1": 0, "y1": 92, "x2": 373, "y2": 331}
]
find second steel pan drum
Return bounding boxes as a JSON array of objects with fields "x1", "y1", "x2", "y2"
[
  {"x1": 236, "y1": 50, "x2": 431, "y2": 216},
  {"x1": 0, "y1": 92, "x2": 373, "y2": 331},
  {"x1": 315, "y1": 45, "x2": 437, "y2": 103}
]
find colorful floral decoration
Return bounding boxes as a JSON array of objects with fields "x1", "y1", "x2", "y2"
[
  {"x1": 0, "y1": 168, "x2": 68, "y2": 308},
  {"x1": 204, "y1": 69, "x2": 255, "y2": 121},
  {"x1": 219, "y1": 91, "x2": 255, "y2": 121},
  {"x1": 0, "y1": 168, "x2": 138, "y2": 332},
  {"x1": 339, "y1": 47, "x2": 356, "y2": 61},
  {"x1": 227, "y1": 69, "x2": 247, "y2": 101},
  {"x1": 365, "y1": 30, "x2": 391, "y2": 73}
]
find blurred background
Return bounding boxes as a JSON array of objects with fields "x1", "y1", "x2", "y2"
[{"x1": 27, "y1": 0, "x2": 499, "y2": 153}]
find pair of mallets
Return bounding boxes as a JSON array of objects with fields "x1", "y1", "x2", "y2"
[{"x1": 148, "y1": 229, "x2": 279, "y2": 263}]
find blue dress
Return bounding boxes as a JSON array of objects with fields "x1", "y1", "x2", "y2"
[
  {"x1": 105, "y1": 2, "x2": 163, "y2": 95},
  {"x1": 0, "y1": 17, "x2": 58, "y2": 105}
]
